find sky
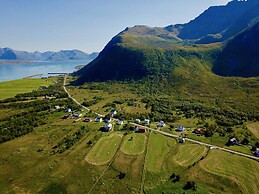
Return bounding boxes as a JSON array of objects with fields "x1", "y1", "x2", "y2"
[{"x1": 0, "y1": 0, "x2": 231, "y2": 53}]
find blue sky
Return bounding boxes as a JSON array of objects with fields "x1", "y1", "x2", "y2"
[{"x1": 0, "y1": 0, "x2": 230, "y2": 53}]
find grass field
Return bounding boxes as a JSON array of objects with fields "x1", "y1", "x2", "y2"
[
  {"x1": 120, "y1": 133, "x2": 147, "y2": 155},
  {"x1": 247, "y1": 122, "x2": 259, "y2": 139},
  {"x1": 145, "y1": 132, "x2": 176, "y2": 173},
  {"x1": 199, "y1": 150, "x2": 259, "y2": 194},
  {"x1": 85, "y1": 133, "x2": 123, "y2": 165},
  {"x1": 0, "y1": 78, "x2": 54, "y2": 100},
  {"x1": 173, "y1": 144, "x2": 208, "y2": 167}
]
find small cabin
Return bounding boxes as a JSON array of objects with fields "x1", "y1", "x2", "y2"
[
  {"x1": 157, "y1": 121, "x2": 165, "y2": 127},
  {"x1": 117, "y1": 120, "x2": 123, "y2": 125},
  {"x1": 193, "y1": 128, "x2": 206, "y2": 135},
  {"x1": 84, "y1": 118, "x2": 92, "y2": 122},
  {"x1": 110, "y1": 110, "x2": 117, "y2": 117},
  {"x1": 177, "y1": 126, "x2": 185, "y2": 132},
  {"x1": 55, "y1": 105, "x2": 60, "y2": 109},
  {"x1": 179, "y1": 137, "x2": 185, "y2": 143},
  {"x1": 226, "y1": 137, "x2": 239, "y2": 146},
  {"x1": 103, "y1": 123, "x2": 113, "y2": 132},
  {"x1": 62, "y1": 114, "x2": 71, "y2": 119},
  {"x1": 144, "y1": 119, "x2": 150, "y2": 125},
  {"x1": 137, "y1": 127, "x2": 146, "y2": 133},
  {"x1": 73, "y1": 113, "x2": 82, "y2": 118},
  {"x1": 95, "y1": 117, "x2": 103, "y2": 122},
  {"x1": 65, "y1": 108, "x2": 72, "y2": 113},
  {"x1": 105, "y1": 117, "x2": 112, "y2": 123},
  {"x1": 254, "y1": 148, "x2": 259, "y2": 157}
]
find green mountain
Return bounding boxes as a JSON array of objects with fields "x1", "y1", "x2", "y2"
[{"x1": 75, "y1": 0, "x2": 258, "y2": 84}]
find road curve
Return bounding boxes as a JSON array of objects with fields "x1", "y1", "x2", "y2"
[{"x1": 63, "y1": 76, "x2": 259, "y2": 162}]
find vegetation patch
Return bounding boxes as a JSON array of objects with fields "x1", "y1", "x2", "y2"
[
  {"x1": 145, "y1": 133, "x2": 176, "y2": 173},
  {"x1": 120, "y1": 133, "x2": 147, "y2": 155},
  {"x1": 247, "y1": 122, "x2": 259, "y2": 140},
  {"x1": 85, "y1": 134, "x2": 122, "y2": 165},
  {"x1": 0, "y1": 78, "x2": 53, "y2": 100},
  {"x1": 200, "y1": 150, "x2": 259, "y2": 194},
  {"x1": 173, "y1": 144, "x2": 208, "y2": 167}
]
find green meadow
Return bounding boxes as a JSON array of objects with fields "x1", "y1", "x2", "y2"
[{"x1": 0, "y1": 78, "x2": 54, "y2": 100}]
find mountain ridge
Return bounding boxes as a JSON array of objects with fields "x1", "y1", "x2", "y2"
[{"x1": 0, "y1": 47, "x2": 99, "y2": 61}]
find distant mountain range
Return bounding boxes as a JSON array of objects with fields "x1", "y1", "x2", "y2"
[
  {"x1": 74, "y1": 0, "x2": 259, "y2": 84},
  {"x1": 0, "y1": 47, "x2": 99, "y2": 61}
]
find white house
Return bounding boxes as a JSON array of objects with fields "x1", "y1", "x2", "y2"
[
  {"x1": 55, "y1": 105, "x2": 60, "y2": 109},
  {"x1": 65, "y1": 108, "x2": 72, "y2": 113},
  {"x1": 95, "y1": 117, "x2": 103, "y2": 122},
  {"x1": 117, "y1": 120, "x2": 123, "y2": 125},
  {"x1": 144, "y1": 119, "x2": 150, "y2": 125},
  {"x1": 104, "y1": 123, "x2": 113, "y2": 132},
  {"x1": 111, "y1": 110, "x2": 117, "y2": 116},
  {"x1": 73, "y1": 113, "x2": 82, "y2": 117}
]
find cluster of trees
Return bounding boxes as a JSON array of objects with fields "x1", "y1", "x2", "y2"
[
  {"x1": 52, "y1": 126, "x2": 89, "y2": 154},
  {"x1": 0, "y1": 110, "x2": 47, "y2": 143},
  {"x1": 0, "y1": 94, "x2": 77, "y2": 144},
  {"x1": 82, "y1": 96, "x2": 103, "y2": 107}
]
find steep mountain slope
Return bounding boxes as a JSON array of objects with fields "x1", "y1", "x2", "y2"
[
  {"x1": 179, "y1": 0, "x2": 259, "y2": 43},
  {"x1": 0, "y1": 48, "x2": 98, "y2": 61},
  {"x1": 213, "y1": 21, "x2": 259, "y2": 77}
]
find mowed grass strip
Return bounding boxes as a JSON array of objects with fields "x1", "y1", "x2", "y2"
[
  {"x1": 85, "y1": 134, "x2": 122, "y2": 165},
  {"x1": 173, "y1": 144, "x2": 208, "y2": 167},
  {"x1": 120, "y1": 133, "x2": 147, "y2": 155},
  {"x1": 0, "y1": 78, "x2": 53, "y2": 100},
  {"x1": 145, "y1": 133, "x2": 176, "y2": 173},
  {"x1": 247, "y1": 122, "x2": 259, "y2": 139},
  {"x1": 200, "y1": 150, "x2": 259, "y2": 194}
]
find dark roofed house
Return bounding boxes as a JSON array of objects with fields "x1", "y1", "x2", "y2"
[
  {"x1": 255, "y1": 148, "x2": 259, "y2": 157},
  {"x1": 137, "y1": 127, "x2": 146, "y2": 133},
  {"x1": 110, "y1": 110, "x2": 117, "y2": 117},
  {"x1": 102, "y1": 123, "x2": 113, "y2": 132},
  {"x1": 177, "y1": 126, "x2": 185, "y2": 132},
  {"x1": 105, "y1": 117, "x2": 112, "y2": 123},
  {"x1": 179, "y1": 137, "x2": 185, "y2": 143},
  {"x1": 226, "y1": 137, "x2": 239, "y2": 146},
  {"x1": 84, "y1": 118, "x2": 92, "y2": 122},
  {"x1": 193, "y1": 128, "x2": 206, "y2": 135}
]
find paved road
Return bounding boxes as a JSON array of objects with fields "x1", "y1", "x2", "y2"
[
  {"x1": 63, "y1": 75, "x2": 104, "y2": 117},
  {"x1": 63, "y1": 76, "x2": 259, "y2": 162},
  {"x1": 131, "y1": 123, "x2": 259, "y2": 161}
]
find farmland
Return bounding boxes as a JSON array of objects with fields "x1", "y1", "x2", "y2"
[
  {"x1": 120, "y1": 133, "x2": 147, "y2": 155},
  {"x1": 0, "y1": 77, "x2": 258, "y2": 193},
  {"x1": 85, "y1": 133, "x2": 123, "y2": 165},
  {"x1": 0, "y1": 78, "x2": 53, "y2": 100}
]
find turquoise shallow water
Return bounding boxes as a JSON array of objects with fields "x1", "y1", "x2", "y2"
[{"x1": 0, "y1": 60, "x2": 91, "y2": 82}]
